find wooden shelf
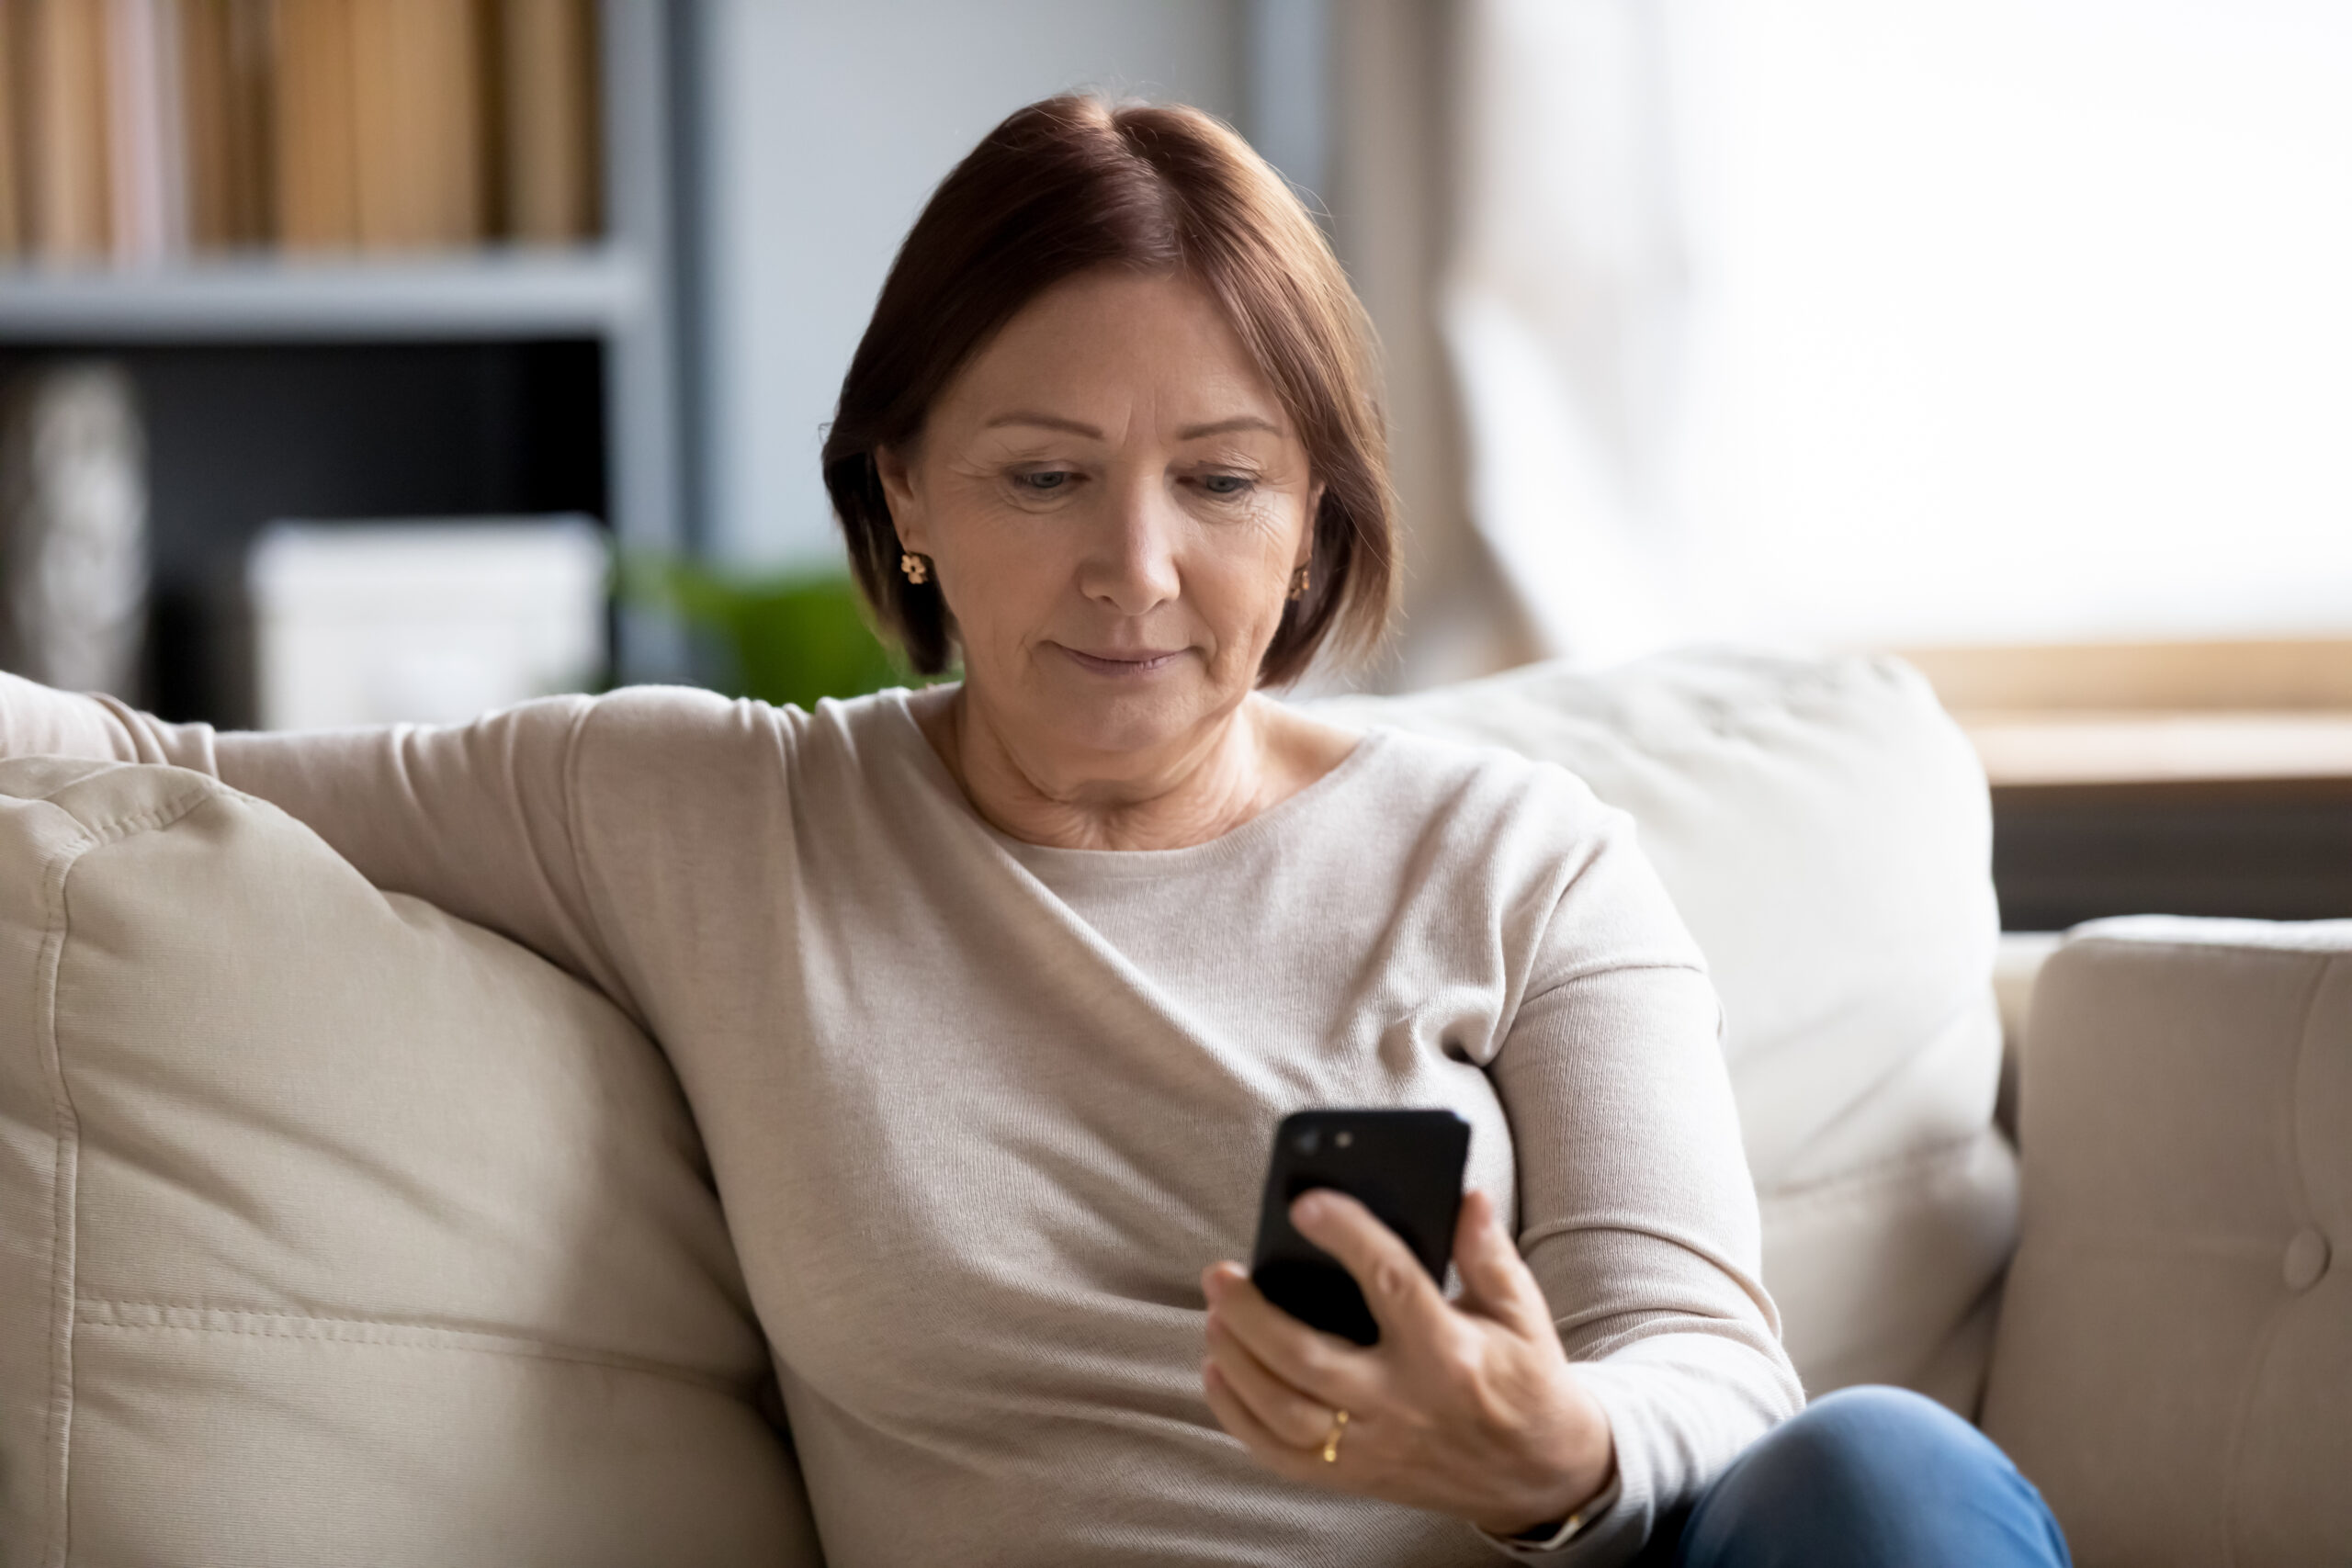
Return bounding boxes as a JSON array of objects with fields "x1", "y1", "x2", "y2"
[
  {"x1": 0, "y1": 248, "x2": 646, "y2": 344},
  {"x1": 1897, "y1": 639, "x2": 2352, "y2": 712},
  {"x1": 1961, "y1": 711, "x2": 2352, "y2": 787}
]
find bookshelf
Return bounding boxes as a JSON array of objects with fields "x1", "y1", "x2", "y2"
[
  {"x1": 0, "y1": 248, "x2": 645, "y2": 340},
  {"x1": 0, "y1": 0, "x2": 688, "y2": 718}
]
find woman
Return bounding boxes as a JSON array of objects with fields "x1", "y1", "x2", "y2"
[{"x1": 0, "y1": 97, "x2": 2065, "y2": 1567}]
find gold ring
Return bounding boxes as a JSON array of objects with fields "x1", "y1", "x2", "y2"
[{"x1": 1319, "y1": 1408, "x2": 1349, "y2": 1463}]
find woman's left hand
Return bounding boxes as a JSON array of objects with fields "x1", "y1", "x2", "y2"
[{"x1": 1199, "y1": 1188, "x2": 1615, "y2": 1539}]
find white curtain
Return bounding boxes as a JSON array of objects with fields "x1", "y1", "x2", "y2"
[
  {"x1": 1445, "y1": 0, "x2": 2352, "y2": 661},
  {"x1": 1445, "y1": 0, "x2": 1695, "y2": 666}
]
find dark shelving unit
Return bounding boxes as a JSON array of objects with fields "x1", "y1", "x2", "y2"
[{"x1": 0, "y1": 2, "x2": 685, "y2": 728}]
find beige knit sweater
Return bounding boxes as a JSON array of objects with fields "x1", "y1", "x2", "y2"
[{"x1": 2, "y1": 675, "x2": 1800, "y2": 1567}]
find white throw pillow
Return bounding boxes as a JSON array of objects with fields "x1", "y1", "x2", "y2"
[
  {"x1": 0, "y1": 757, "x2": 822, "y2": 1567},
  {"x1": 1325, "y1": 650, "x2": 2015, "y2": 1405}
]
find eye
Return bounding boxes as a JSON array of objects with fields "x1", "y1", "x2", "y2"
[
  {"x1": 1015, "y1": 469, "x2": 1075, "y2": 492},
  {"x1": 1198, "y1": 472, "x2": 1255, "y2": 497}
]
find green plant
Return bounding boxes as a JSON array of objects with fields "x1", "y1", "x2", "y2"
[{"x1": 621, "y1": 556, "x2": 928, "y2": 711}]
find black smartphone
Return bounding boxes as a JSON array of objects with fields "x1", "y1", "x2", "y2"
[{"x1": 1248, "y1": 1108, "x2": 1472, "y2": 1346}]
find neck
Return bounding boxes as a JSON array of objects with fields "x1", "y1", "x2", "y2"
[{"x1": 918, "y1": 685, "x2": 1317, "y2": 852}]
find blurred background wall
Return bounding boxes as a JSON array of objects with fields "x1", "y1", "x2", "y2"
[
  {"x1": 0, "y1": 0, "x2": 2346, "y2": 926},
  {"x1": 684, "y1": 0, "x2": 1244, "y2": 572},
  {"x1": 675, "y1": 0, "x2": 1521, "y2": 688}
]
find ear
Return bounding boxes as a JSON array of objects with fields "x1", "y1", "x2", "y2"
[{"x1": 875, "y1": 443, "x2": 929, "y2": 554}]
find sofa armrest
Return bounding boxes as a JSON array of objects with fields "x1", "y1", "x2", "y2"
[{"x1": 1980, "y1": 917, "x2": 2352, "y2": 1568}]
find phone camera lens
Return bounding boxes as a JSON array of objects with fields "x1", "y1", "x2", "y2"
[{"x1": 1297, "y1": 1128, "x2": 1320, "y2": 1154}]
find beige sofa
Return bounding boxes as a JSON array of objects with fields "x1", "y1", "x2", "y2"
[{"x1": 1, "y1": 651, "x2": 2344, "y2": 1567}]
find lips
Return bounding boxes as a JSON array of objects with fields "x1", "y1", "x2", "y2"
[{"x1": 1057, "y1": 645, "x2": 1186, "y2": 676}]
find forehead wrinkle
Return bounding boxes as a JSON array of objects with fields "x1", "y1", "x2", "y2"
[
  {"x1": 983, "y1": 411, "x2": 1105, "y2": 439},
  {"x1": 1175, "y1": 414, "x2": 1283, "y2": 442}
]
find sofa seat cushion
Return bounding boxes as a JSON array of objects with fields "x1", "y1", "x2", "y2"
[
  {"x1": 1982, "y1": 917, "x2": 2352, "y2": 1568},
  {"x1": 1329, "y1": 651, "x2": 2014, "y2": 1404},
  {"x1": 0, "y1": 758, "x2": 821, "y2": 1567}
]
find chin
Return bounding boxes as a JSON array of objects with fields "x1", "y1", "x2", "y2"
[{"x1": 1030, "y1": 661, "x2": 1223, "y2": 758}]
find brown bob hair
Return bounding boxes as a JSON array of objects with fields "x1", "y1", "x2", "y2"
[{"x1": 821, "y1": 95, "x2": 1396, "y2": 686}]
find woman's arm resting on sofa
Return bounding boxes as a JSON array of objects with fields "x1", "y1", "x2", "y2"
[
  {"x1": 0, "y1": 670, "x2": 623, "y2": 1007},
  {"x1": 0, "y1": 669, "x2": 182, "y2": 764}
]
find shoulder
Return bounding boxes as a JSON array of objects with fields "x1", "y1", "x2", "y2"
[
  {"x1": 1337, "y1": 722, "x2": 1704, "y2": 973},
  {"x1": 1344, "y1": 720, "x2": 1633, "y2": 855},
  {"x1": 571, "y1": 682, "x2": 913, "y2": 753},
  {"x1": 566, "y1": 682, "x2": 916, "y2": 809}
]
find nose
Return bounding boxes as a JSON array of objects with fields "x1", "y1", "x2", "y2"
[{"x1": 1079, "y1": 472, "x2": 1182, "y2": 615}]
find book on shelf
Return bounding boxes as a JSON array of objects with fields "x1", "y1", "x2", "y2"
[
  {"x1": 179, "y1": 0, "x2": 275, "y2": 247},
  {"x1": 271, "y1": 0, "x2": 356, "y2": 247},
  {"x1": 501, "y1": 0, "x2": 597, "y2": 243},
  {"x1": 0, "y1": 0, "x2": 602, "y2": 267},
  {"x1": 13, "y1": 0, "x2": 115, "y2": 262},
  {"x1": 348, "y1": 0, "x2": 485, "y2": 250}
]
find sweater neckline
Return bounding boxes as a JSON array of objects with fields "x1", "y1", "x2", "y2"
[{"x1": 879, "y1": 686, "x2": 1386, "y2": 878}]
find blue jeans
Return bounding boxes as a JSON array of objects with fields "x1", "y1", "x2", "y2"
[{"x1": 1643, "y1": 1386, "x2": 2072, "y2": 1567}]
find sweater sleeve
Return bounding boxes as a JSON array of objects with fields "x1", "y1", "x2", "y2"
[
  {"x1": 0, "y1": 669, "x2": 634, "y2": 1017},
  {"x1": 1477, "y1": 809, "x2": 1804, "y2": 1565}
]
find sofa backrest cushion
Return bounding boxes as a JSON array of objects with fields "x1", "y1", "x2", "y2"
[
  {"x1": 1982, "y1": 917, "x2": 2352, "y2": 1568},
  {"x1": 1327, "y1": 651, "x2": 2014, "y2": 1404},
  {"x1": 0, "y1": 758, "x2": 822, "y2": 1567}
]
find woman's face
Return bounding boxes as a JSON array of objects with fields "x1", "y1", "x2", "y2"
[{"x1": 878, "y1": 268, "x2": 1319, "y2": 768}]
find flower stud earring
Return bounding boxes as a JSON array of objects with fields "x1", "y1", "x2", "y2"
[
  {"x1": 1287, "y1": 564, "x2": 1311, "y2": 602},
  {"x1": 899, "y1": 552, "x2": 930, "y2": 586}
]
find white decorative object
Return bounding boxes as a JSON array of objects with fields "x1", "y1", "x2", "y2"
[
  {"x1": 247, "y1": 518, "x2": 608, "y2": 730},
  {"x1": 0, "y1": 363, "x2": 151, "y2": 700}
]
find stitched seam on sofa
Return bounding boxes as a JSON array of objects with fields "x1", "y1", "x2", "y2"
[
  {"x1": 2075, "y1": 926, "x2": 2352, "y2": 958},
  {"x1": 2220, "y1": 1302, "x2": 2293, "y2": 1568},
  {"x1": 37, "y1": 765, "x2": 216, "y2": 846},
  {"x1": 2220, "y1": 950, "x2": 2337, "y2": 1567},
  {"x1": 81, "y1": 797, "x2": 211, "y2": 848},
  {"x1": 26, "y1": 784, "x2": 224, "y2": 1567},
  {"x1": 30, "y1": 817, "x2": 95, "y2": 1568},
  {"x1": 1755, "y1": 1128, "x2": 2001, "y2": 1211},
  {"x1": 73, "y1": 1300, "x2": 748, "y2": 1394},
  {"x1": 2011, "y1": 1232, "x2": 2289, "y2": 1260},
  {"x1": 2285, "y1": 952, "x2": 2335, "y2": 1250}
]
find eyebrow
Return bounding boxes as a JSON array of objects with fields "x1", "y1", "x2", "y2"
[{"x1": 980, "y1": 412, "x2": 1283, "y2": 441}]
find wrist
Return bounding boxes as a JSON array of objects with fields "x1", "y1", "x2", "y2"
[
  {"x1": 1479, "y1": 1457, "x2": 1615, "y2": 1540},
  {"x1": 1475, "y1": 1372, "x2": 1616, "y2": 1539}
]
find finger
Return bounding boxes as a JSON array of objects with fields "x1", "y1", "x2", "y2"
[
  {"x1": 1290, "y1": 1189, "x2": 1452, "y2": 1345},
  {"x1": 1202, "y1": 1359, "x2": 1320, "y2": 1483},
  {"x1": 1205, "y1": 1267, "x2": 1368, "y2": 1406},
  {"x1": 1205, "y1": 1310, "x2": 1341, "y2": 1450},
  {"x1": 1452, "y1": 1189, "x2": 1554, "y2": 1336}
]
